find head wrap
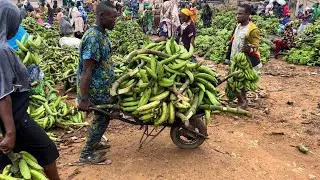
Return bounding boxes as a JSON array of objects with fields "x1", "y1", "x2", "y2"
[
  {"x1": 0, "y1": 0, "x2": 22, "y2": 42},
  {"x1": 181, "y1": 8, "x2": 195, "y2": 22},
  {"x1": 181, "y1": 8, "x2": 192, "y2": 16},
  {"x1": 0, "y1": 0, "x2": 30, "y2": 99}
]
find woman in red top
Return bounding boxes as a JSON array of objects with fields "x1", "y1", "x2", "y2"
[{"x1": 283, "y1": 3, "x2": 290, "y2": 17}]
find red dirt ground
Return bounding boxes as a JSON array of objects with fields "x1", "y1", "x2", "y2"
[{"x1": 55, "y1": 58, "x2": 320, "y2": 180}]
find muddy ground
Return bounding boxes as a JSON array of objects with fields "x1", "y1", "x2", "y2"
[{"x1": 54, "y1": 57, "x2": 320, "y2": 180}]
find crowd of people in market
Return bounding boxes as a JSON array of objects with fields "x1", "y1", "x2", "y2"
[
  {"x1": 1, "y1": 0, "x2": 320, "y2": 178},
  {"x1": 251, "y1": 0, "x2": 320, "y2": 57}
]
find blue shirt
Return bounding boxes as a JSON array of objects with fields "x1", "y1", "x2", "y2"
[
  {"x1": 77, "y1": 26, "x2": 115, "y2": 105},
  {"x1": 282, "y1": 17, "x2": 290, "y2": 26},
  {"x1": 8, "y1": 26, "x2": 29, "y2": 51}
]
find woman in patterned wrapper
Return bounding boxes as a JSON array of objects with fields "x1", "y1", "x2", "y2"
[{"x1": 154, "y1": 0, "x2": 181, "y2": 42}]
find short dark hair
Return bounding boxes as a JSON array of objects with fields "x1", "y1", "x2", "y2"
[
  {"x1": 239, "y1": 4, "x2": 253, "y2": 15},
  {"x1": 96, "y1": 0, "x2": 116, "y2": 15}
]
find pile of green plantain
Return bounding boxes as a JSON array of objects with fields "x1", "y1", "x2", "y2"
[
  {"x1": 15, "y1": 35, "x2": 79, "y2": 93},
  {"x1": 38, "y1": 45, "x2": 79, "y2": 91},
  {"x1": 99, "y1": 38, "x2": 251, "y2": 127},
  {"x1": 28, "y1": 81, "x2": 88, "y2": 131},
  {"x1": 109, "y1": 19, "x2": 147, "y2": 57},
  {"x1": 21, "y1": 17, "x2": 60, "y2": 47},
  {"x1": 15, "y1": 18, "x2": 86, "y2": 131},
  {"x1": 251, "y1": 15, "x2": 280, "y2": 35},
  {"x1": 19, "y1": 17, "x2": 80, "y2": 91},
  {"x1": 15, "y1": 34, "x2": 42, "y2": 66},
  {"x1": 195, "y1": 10, "x2": 235, "y2": 63}
]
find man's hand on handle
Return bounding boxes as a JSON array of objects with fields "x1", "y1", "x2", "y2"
[{"x1": 78, "y1": 98, "x2": 93, "y2": 112}]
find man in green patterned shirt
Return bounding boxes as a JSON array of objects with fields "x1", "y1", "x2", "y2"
[{"x1": 77, "y1": 1, "x2": 118, "y2": 164}]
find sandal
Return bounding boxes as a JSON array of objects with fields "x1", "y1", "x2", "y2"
[{"x1": 79, "y1": 154, "x2": 112, "y2": 165}]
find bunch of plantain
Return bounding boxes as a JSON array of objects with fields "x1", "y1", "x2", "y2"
[
  {"x1": 15, "y1": 34, "x2": 42, "y2": 66},
  {"x1": 259, "y1": 38, "x2": 272, "y2": 64},
  {"x1": 225, "y1": 53, "x2": 259, "y2": 101},
  {"x1": 1, "y1": 151, "x2": 47, "y2": 180},
  {"x1": 28, "y1": 81, "x2": 88, "y2": 130},
  {"x1": 97, "y1": 38, "x2": 223, "y2": 126}
]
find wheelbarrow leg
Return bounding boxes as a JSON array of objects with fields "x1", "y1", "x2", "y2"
[{"x1": 138, "y1": 126, "x2": 166, "y2": 149}]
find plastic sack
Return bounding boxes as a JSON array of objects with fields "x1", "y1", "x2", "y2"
[
  {"x1": 27, "y1": 64, "x2": 44, "y2": 83},
  {"x1": 59, "y1": 37, "x2": 81, "y2": 49}
]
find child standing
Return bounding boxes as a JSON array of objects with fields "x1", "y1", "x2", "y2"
[{"x1": 176, "y1": 8, "x2": 196, "y2": 51}]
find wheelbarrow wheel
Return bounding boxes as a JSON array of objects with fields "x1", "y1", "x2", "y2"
[{"x1": 170, "y1": 116, "x2": 208, "y2": 149}]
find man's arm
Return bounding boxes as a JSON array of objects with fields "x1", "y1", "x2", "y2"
[
  {"x1": 0, "y1": 95, "x2": 16, "y2": 153},
  {"x1": 78, "y1": 59, "x2": 95, "y2": 111}
]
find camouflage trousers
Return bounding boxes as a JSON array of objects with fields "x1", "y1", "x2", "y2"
[{"x1": 80, "y1": 111, "x2": 110, "y2": 157}]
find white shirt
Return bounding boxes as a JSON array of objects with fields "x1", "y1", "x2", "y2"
[{"x1": 231, "y1": 23, "x2": 250, "y2": 59}]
